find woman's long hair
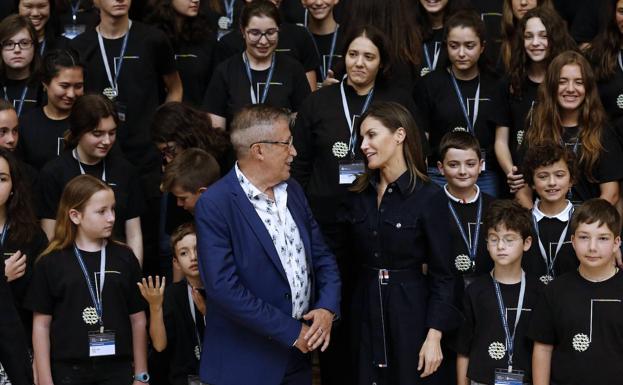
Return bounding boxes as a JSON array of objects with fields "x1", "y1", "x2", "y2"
[
  {"x1": 351, "y1": 101, "x2": 429, "y2": 193},
  {"x1": 508, "y1": 6, "x2": 576, "y2": 97},
  {"x1": 525, "y1": 51, "x2": 605, "y2": 181},
  {"x1": 0, "y1": 147, "x2": 39, "y2": 245},
  {"x1": 500, "y1": 0, "x2": 553, "y2": 71},
  {"x1": 145, "y1": 0, "x2": 212, "y2": 46},
  {"x1": 587, "y1": 0, "x2": 622, "y2": 81},
  {"x1": 41, "y1": 174, "x2": 113, "y2": 257}
]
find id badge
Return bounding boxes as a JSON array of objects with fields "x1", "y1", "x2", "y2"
[
  {"x1": 480, "y1": 150, "x2": 487, "y2": 171},
  {"x1": 63, "y1": 24, "x2": 86, "y2": 39},
  {"x1": 115, "y1": 102, "x2": 127, "y2": 122},
  {"x1": 187, "y1": 375, "x2": 201, "y2": 385},
  {"x1": 494, "y1": 368, "x2": 525, "y2": 385},
  {"x1": 88, "y1": 330, "x2": 116, "y2": 357},
  {"x1": 338, "y1": 160, "x2": 365, "y2": 185}
]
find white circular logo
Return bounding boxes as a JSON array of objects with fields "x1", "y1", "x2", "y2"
[
  {"x1": 420, "y1": 67, "x2": 431, "y2": 77},
  {"x1": 332, "y1": 141, "x2": 349, "y2": 158},
  {"x1": 572, "y1": 333, "x2": 590, "y2": 352},
  {"x1": 453, "y1": 126, "x2": 468, "y2": 133},
  {"x1": 488, "y1": 341, "x2": 506, "y2": 360},
  {"x1": 218, "y1": 16, "x2": 232, "y2": 30},
  {"x1": 617, "y1": 94, "x2": 623, "y2": 109},
  {"x1": 455, "y1": 254, "x2": 473, "y2": 272},
  {"x1": 516, "y1": 130, "x2": 524, "y2": 146},
  {"x1": 102, "y1": 87, "x2": 117, "y2": 100},
  {"x1": 82, "y1": 307, "x2": 99, "y2": 325},
  {"x1": 539, "y1": 275, "x2": 553, "y2": 285}
]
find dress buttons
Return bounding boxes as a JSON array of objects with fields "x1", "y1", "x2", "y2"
[
  {"x1": 387, "y1": 188, "x2": 393, "y2": 193},
  {"x1": 396, "y1": 223, "x2": 402, "y2": 229}
]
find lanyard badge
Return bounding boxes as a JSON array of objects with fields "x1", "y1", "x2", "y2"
[
  {"x1": 421, "y1": 41, "x2": 441, "y2": 77},
  {"x1": 97, "y1": 21, "x2": 132, "y2": 100}
]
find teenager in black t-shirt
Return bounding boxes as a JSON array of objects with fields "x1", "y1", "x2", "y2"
[
  {"x1": 138, "y1": 223, "x2": 205, "y2": 385},
  {"x1": 27, "y1": 175, "x2": 148, "y2": 385},
  {"x1": 204, "y1": 0, "x2": 311, "y2": 130},
  {"x1": 301, "y1": 0, "x2": 343, "y2": 89},
  {"x1": 522, "y1": 144, "x2": 579, "y2": 284},
  {"x1": 529, "y1": 199, "x2": 623, "y2": 385},
  {"x1": 456, "y1": 200, "x2": 541, "y2": 385},
  {"x1": 0, "y1": 148, "x2": 46, "y2": 385},
  {"x1": 39, "y1": 94, "x2": 144, "y2": 264},
  {"x1": 0, "y1": 15, "x2": 43, "y2": 118},
  {"x1": 415, "y1": 10, "x2": 501, "y2": 196},
  {"x1": 19, "y1": 49, "x2": 84, "y2": 170},
  {"x1": 216, "y1": 0, "x2": 319, "y2": 90},
  {"x1": 586, "y1": 0, "x2": 623, "y2": 122},
  {"x1": 493, "y1": 7, "x2": 576, "y2": 206},
  {"x1": 519, "y1": 51, "x2": 623, "y2": 207},
  {"x1": 145, "y1": 0, "x2": 217, "y2": 108}
]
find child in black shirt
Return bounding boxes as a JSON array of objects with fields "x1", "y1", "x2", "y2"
[
  {"x1": 522, "y1": 143, "x2": 578, "y2": 284},
  {"x1": 26, "y1": 175, "x2": 148, "y2": 385},
  {"x1": 456, "y1": 200, "x2": 542, "y2": 385},
  {"x1": 138, "y1": 223, "x2": 205, "y2": 385},
  {"x1": 529, "y1": 199, "x2": 623, "y2": 385}
]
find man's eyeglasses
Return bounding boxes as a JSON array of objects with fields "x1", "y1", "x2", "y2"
[
  {"x1": 2, "y1": 40, "x2": 33, "y2": 51},
  {"x1": 250, "y1": 136, "x2": 293, "y2": 148},
  {"x1": 245, "y1": 28, "x2": 279, "y2": 43}
]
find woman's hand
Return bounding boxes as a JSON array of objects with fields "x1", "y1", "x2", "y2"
[
  {"x1": 321, "y1": 70, "x2": 340, "y2": 88},
  {"x1": 507, "y1": 166, "x2": 525, "y2": 193},
  {"x1": 418, "y1": 328, "x2": 443, "y2": 378},
  {"x1": 4, "y1": 250, "x2": 26, "y2": 282},
  {"x1": 137, "y1": 276, "x2": 165, "y2": 308}
]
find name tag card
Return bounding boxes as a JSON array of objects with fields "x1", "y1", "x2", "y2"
[
  {"x1": 338, "y1": 160, "x2": 365, "y2": 185},
  {"x1": 88, "y1": 330, "x2": 116, "y2": 357},
  {"x1": 494, "y1": 368, "x2": 524, "y2": 385}
]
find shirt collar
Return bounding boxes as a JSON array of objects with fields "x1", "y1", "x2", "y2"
[
  {"x1": 532, "y1": 199, "x2": 573, "y2": 222},
  {"x1": 443, "y1": 184, "x2": 480, "y2": 204},
  {"x1": 370, "y1": 170, "x2": 413, "y2": 194},
  {"x1": 235, "y1": 163, "x2": 287, "y2": 200}
]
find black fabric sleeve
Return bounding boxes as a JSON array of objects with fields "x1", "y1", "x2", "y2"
[
  {"x1": 413, "y1": 77, "x2": 433, "y2": 135},
  {"x1": 289, "y1": 61, "x2": 312, "y2": 112},
  {"x1": 152, "y1": 28, "x2": 178, "y2": 76},
  {"x1": 202, "y1": 62, "x2": 229, "y2": 116},
  {"x1": 594, "y1": 127, "x2": 623, "y2": 184},
  {"x1": 295, "y1": 26, "x2": 321, "y2": 72},
  {"x1": 36, "y1": 165, "x2": 63, "y2": 220},
  {"x1": 527, "y1": 289, "x2": 557, "y2": 345},
  {"x1": 125, "y1": 166, "x2": 145, "y2": 219},
  {"x1": 489, "y1": 78, "x2": 512, "y2": 127},
  {"x1": 291, "y1": 94, "x2": 315, "y2": 190},
  {"x1": 454, "y1": 288, "x2": 476, "y2": 355},
  {"x1": 24, "y1": 256, "x2": 55, "y2": 315},
  {"x1": 125, "y1": 248, "x2": 147, "y2": 314}
]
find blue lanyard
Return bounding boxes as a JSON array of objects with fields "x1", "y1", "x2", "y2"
[
  {"x1": 223, "y1": 0, "x2": 235, "y2": 22},
  {"x1": 243, "y1": 52, "x2": 276, "y2": 104},
  {"x1": 73, "y1": 243, "x2": 107, "y2": 331},
  {"x1": 492, "y1": 271, "x2": 526, "y2": 372},
  {"x1": 447, "y1": 195, "x2": 482, "y2": 264},
  {"x1": 340, "y1": 77, "x2": 374, "y2": 156},
  {"x1": 39, "y1": 39, "x2": 46, "y2": 56},
  {"x1": 0, "y1": 222, "x2": 8, "y2": 247},
  {"x1": 532, "y1": 205, "x2": 572, "y2": 278},
  {"x1": 3, "y1": 86, "x2": 29, "y2": 117},
  {"x1": 449, "y1": 70, "x2": 480, "y2": 134},
  {"x1": 71, "y1": 0, "x2": 82, "y2": 23},
  {"x1": 423, "y1": 41, "x2": 441, "y2": 70},
  {"x1": 304, "y1": 11, "x2": 339, "y2": 81},
  {"x1": 97, "y1": 21, "x2": 132, "y2": 95}
]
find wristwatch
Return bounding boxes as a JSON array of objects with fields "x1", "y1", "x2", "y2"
[{"x1": 134, "y1": 372, "x2": 150, "y2": 383}]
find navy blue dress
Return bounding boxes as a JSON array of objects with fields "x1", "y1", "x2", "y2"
[{"x1": 340, "y1": 171, "x2": 460, "y2": 385}]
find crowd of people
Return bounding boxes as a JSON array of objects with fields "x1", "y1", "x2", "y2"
[{"x1": 1, "y1": 0, "x2": 623, "y2": 385}]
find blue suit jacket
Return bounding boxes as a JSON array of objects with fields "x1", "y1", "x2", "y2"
[{"x1": 195, "y1": 168, "x2": 341, "y2": 385}]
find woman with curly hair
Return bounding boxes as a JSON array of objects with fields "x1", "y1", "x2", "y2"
[
  {"x1": 520, "y1": 51, "x2": 623, "y2": 206},
  {"x1": 146, "y1": 0, "x2": 217, "y2": 107},
  {"x1": 493, "y1": 6, "x2": 576, "y2": 202}
]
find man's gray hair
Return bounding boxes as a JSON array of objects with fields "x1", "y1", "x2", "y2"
[{"x1": 230, "y1": 105, "x2": 291, "y2": 158}]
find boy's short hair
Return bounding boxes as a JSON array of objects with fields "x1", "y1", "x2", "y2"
[
  {"x1": 570, "y1": 198, "x2": 622, "y2": 236},
  {"x1": 162, "y1": 148, "x2": 221, "y2": 193},
  {"x1": 484, "y1": 199, "x2": 533, "y2": 239},
  {"x1": 522, "y1": 143, "x2": 577, "y2": 186},
  {"x1": 170, "y1": 222, "x2": 196, "y2": 258},
  {"x1": 438, "y1": 131, "x2": 482, "y2": 162}
]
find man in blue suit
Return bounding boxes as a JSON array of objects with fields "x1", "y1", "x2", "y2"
[{"x1": 195, "y1": 104, "x2": 341, "y2": 385}]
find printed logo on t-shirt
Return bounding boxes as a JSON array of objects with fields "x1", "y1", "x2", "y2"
[
  {"x1": 572, "y1": 299, "x2": 622, "y2": 352},
  {"x1": 480, "y1": 12, "x2": 502, "y2": 43},
  {"x1": 255, "y1": 82, "x2": 283, "y2": 100},
  {"x1": 488, "y1": 307, "x2": 532, "y2": 360},
  {"x1": 174, "y1": 54, "x2": 198, "y2": 60},
  {"x1": 113, "y1": 56, "x2": 140, "y2": 73},
  {"x1": 57, "y1": 137, "x2": 65, "y2": 156}
]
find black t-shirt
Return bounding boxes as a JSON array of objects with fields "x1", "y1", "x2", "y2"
[
  {"x1": 528, "y1": 270, "x2": 623, "y2": 385},
  {"x1": 415, "y1": 69, "x2": 499, "y2": 167},
  {"x1": 309, "y1": 28, "x2": 344, "y2": 85},
  {"x1": 561, "y1": 126, "x2": 623, "y2": 203},
  {"x1": 570, "y1": 0, "x2": 609, "y2": 44},
  {"x1": 17, "y1": 107, "x2": 69, "y2": 170},
  {"x1": 524, "y1": 208, "x2": 578, "y2": 284},
  {"x1": 596, "y1": 57, "x2": 623, "y2": 122},
  {"x1": 292, "y1": 81, "x2": 423, "y2": 224},
  {"x1": 468, "y1": 0, "x2": 503, "y2": 68},
  {"x1": 215, "y1": 23, "x2": 320, "y2": 72},
  {"x1": 490, "y1": 76, "x2": 539, "y2": 163},
  {"x1": 70, "y1": 21, "x2": 177, "y2": 170},
  {"x1": 203, "y1": 53, "x2": 311, "y2": 124},
  {"x1": 163, "y1": 280, "x2": 204, "y2": 385},
  {"x1": 37, "y1": 151, "x2": 144, "y2": 239},
  {"x1": 174, "y1": 38, "x2": 217, "y2": 108},
  {"x1": 1, "y1": 78, "x2": 42, "y2": 118},
  {"x1": 25, "y1": 243, "x2": 146, "y2": 361},
  {"x1": 455, "y1": 274, "x2": 543, "y2": 384}
]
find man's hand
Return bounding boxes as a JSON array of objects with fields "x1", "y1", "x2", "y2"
[
  {"x1": 137, "y1": 276, "x2": 165, "y2": 308},
  {"x1": 294, "y1": 324, "x2": 311, "y2": 353},
  {"x1": 303, "y1": 308, "x2": 334, "y2": 352},
  {"x1": 4, "y1": 250, "x2": 26, "y2": 282}
]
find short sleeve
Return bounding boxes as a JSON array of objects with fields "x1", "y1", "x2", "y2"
[
  {"x1": 289, "y1": 62, "x2": 312, "y2": 112},
  {"x1": 125, "y1": 251, "x2": 147, "y2": 314},
  {"x1": 125, "y1": 166, "x2": 145, "y2": 219},
  {"x1": 296, "y1": 27, "x2": 321, "y2": 72},
  {"x1": 489, "y1": 78, "x2": 512, "y2": 127},
  {"x1": 25, "y1": 257, "x2": 55, "y2": 315},
  {"x1": 152, "y1": 28, "x2": 178, "y2": 76},
  {"x1": 594, "y1": 127, "x2": 623, "y2": 184},
  {"x1": 162, "y1": 286, "x2": 178, "y2": 346},
  {"x1": 202, "y1": 62, "x2": 229, "y2": 116},
  {"x1": 413, "y1": 77, "x2": 433, "y2": 134},
  {"x1": 527, "y1": 288, "x2": 557, "y2": 345},
  {"x1": 37, "y1": 165, "x2": 63, "y2": 219},
  {"x1": 453, "y1": 289, "x2": 476, "y2": 355}
]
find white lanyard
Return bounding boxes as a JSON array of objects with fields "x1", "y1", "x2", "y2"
[
  {"x1": 96, "y1": 20, "x2": 132, "y2": 97},
  {"x1": 340, "y1": 76, "x2": 374, "y2": 155},
  {"x1": 423, "y1": 41, "x2": 441, "y2": 71},
  {"x1": 449, "y1": 70, "x2": 481, "y2": 134},
  {"x1": 73, "y1": 149, "x2": 106, "y2": 181},
  {"x1": 618, "y1": 51, "x2": 623, "y2": 73},
  {"x1": 74, "y1": 241, "x2": 107, "y2": 332},
  {"x1": 187, "y1": 284, "x2": 204, "y2": 352},
  {"x1": 532, "y1": 205, "x2": 572, "y2": 278},
  {"x1": 242, "y1": 52, "x2": 276, "y2": 104},
  {"x1": 492, "y1": 270, "x2": 526, "y2": 371}
]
